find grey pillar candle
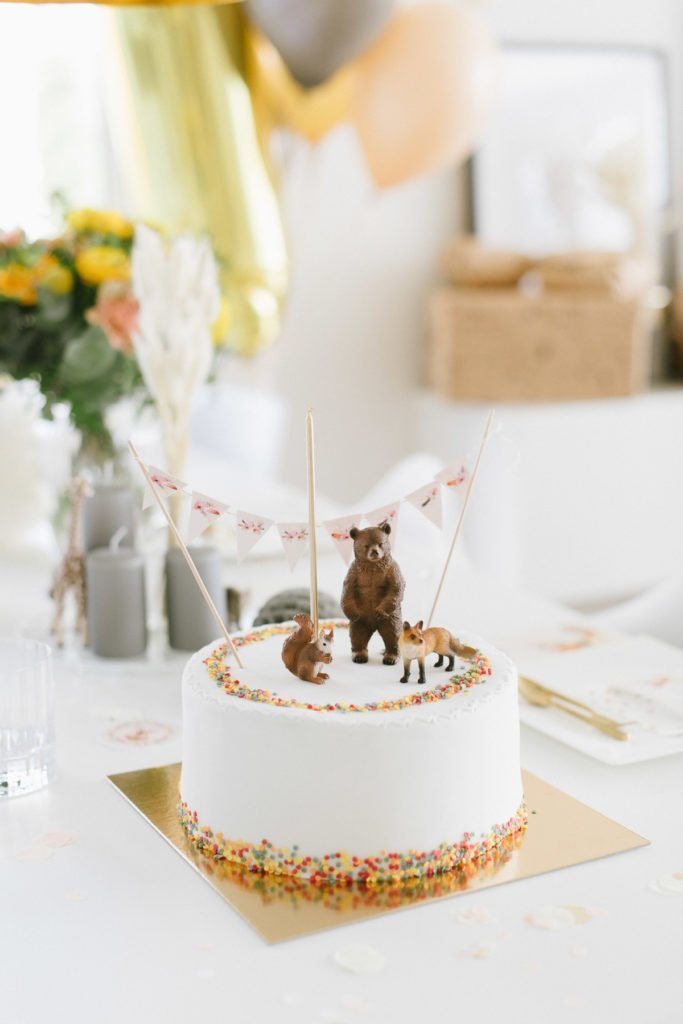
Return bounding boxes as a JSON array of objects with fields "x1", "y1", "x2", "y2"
[
  {"x1": 82, "y1": 484, "x2": 136, "y2": 552},
  {"x1": 86, "y1": 548, "x2": 147, "y2": 657},
  {"x1": 166, "y1": 545, "x2": 227, "y2": 651}
]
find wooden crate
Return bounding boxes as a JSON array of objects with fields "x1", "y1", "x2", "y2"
[{"x1": 428, "y1": 286, "x2": 650, "y2": 401}]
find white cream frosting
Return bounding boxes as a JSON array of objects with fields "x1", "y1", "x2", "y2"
[{"x1": 180, "y1": 624, "x2": 523, "y2": 866}]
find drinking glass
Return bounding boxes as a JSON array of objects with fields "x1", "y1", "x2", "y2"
[{"x1": 0, "y1": 639, "x2": 55, "y2": 797}]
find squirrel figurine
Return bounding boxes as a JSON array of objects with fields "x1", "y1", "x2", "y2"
[
  {"x1": 399, "y1": 620, "x2": 477, "y2": 685},
  {"x1": 281, "y1": 613, "x2": 335, "y2": 685}
]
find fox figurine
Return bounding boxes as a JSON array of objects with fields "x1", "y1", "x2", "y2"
[
  {"x1": 281, "y1": 613, "x2": 335, "y2": 685},
  {"x1": 399, "y1": 620, "x2": 477, "y2": 685}
]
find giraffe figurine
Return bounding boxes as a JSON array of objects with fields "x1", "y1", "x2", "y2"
[{"x1": 50, "y1": 477, "x2": 93, "y2": 647}]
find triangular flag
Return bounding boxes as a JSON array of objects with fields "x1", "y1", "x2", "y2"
[
  {"x1": 142, "y1": 465, "x2": 188, "y2": 509},
  {"x1": 235, "y1": 510, "x2": 273, "y2": 561},
  {"x1": 364, "y1": 502, "x2": 401, "y2": 541},
  {"x1": 323, "y1": 514, "x2": 362, "y2": 565},
  {"x1": 187, "y1": 491, "x2": 232, "y2": 543},
  {"x1": 406, "y1": 482, "x2": 443, "y2": 529},
  {"x1": 277, "y1": 522, "x2": 309, "y2": 571},
  {"x1": 435, "y1": 461, "x2": 469, "y2": 489}
]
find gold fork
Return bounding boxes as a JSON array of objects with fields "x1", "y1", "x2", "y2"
[{"x1": 519, "y1": 676, "x2": 632, "y2": 742}]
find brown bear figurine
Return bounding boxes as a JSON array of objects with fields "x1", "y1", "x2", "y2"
[{"x1": 341, "y1": 524, "x2": 405, "y2": 665}]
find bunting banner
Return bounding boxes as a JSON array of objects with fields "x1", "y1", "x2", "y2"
[
  {"x1": 135, "y1": 453, "x2": 474, "y2": 566},
  {"x1": 406, "y1": 482, "x2": 443, "y2": 529},
  {"x1": 277, "y1": 522, "x2": 309, "y2": 571},
  {"x1": 323, "y1": 514, "x2": 363, "y2": 565},
  {"x1": 188, "y1": 491, "x2": 232, "y2": 543},
  {"x1": 435, "y1": 461, "x2": 469, "y2": 489},
  {"x1": 142, "y1": 466, "x2": 188, "y2": 509},
  {"x1": 235, "y1": 510, "x2": 274, "y2": 561},
  {"x1": 364, "y1": 501, "x2": 401, "y2": 540}
]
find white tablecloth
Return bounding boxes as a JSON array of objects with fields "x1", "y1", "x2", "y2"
[{"x1": 1, "y1": 557, "x2": 682, "y2": 1024}]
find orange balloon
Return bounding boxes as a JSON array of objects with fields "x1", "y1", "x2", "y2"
[{"x1": 352, "y1": 5, "x2": 498, "y2": 188}]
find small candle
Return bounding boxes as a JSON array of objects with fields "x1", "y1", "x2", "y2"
[
  {"x1": 86, "y1": 546, "x2": 147, "y2": 658},
  {"x1": 166, "y1": 545, "x2": 227, "y2": 651},
  {"x1": 82, "y1": 484, "x2": 136, "y2": 553}
]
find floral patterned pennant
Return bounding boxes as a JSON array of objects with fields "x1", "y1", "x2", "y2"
[
  {"x1": 277, "y1": 522, "x2": 309, "y2": 571},
  {"x1": 364, "y1": 502, "x2": 401, "y2": 541},
  {"x1": 435, "y1": 461, "x2": 469, "y2": 489},
  {"x1": 235, "y1": 510, "x2": 274, "y2": 561},
  {"x1": 142, "y1": 465, "x2": 188, "y2": 509},
  {"x1": 405, "y1": 482, "x2": 443, "y2": 529},
  {"x1": 323, "y1": 514, "x2": 362, "y2": 565},
  {"x1": 187, "y1": 491, "x2": 232, "y2": 543}
]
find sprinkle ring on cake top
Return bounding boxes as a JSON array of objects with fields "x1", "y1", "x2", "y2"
[{"x1": 204, "y1": 621, "x2": 492, "y2": 715}]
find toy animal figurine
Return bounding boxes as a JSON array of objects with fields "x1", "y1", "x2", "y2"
[
  {"x1": 341, "y1": 524, "x2": 405, "y2": 665},
  {"x1": 282, "y1": 613, "x2": 335, "y2": 685},
  {"x1": 399, "y1": 620, "x2": 477, "y2": 685},
  {"x1": 50, "y1": 477, "x2": 93, "y2": 647}
]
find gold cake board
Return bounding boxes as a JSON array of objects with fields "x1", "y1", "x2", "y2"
[{"x1": 108, "y1": 764, "x2": 648, "y2": 944}]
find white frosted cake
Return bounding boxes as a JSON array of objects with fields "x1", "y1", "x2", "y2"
[{"x1": 179, "y1": 621, "x2": 526, "y2": 885}]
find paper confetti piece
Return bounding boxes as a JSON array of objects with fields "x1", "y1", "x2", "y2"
[
  {"x1": 454, "y1": 906, "x2": 494, "y2": 925},
  {"x1": 66, "y1": 891, "x2": 88, "y2": 903},
  {"x1": 104, "y1": 720, "x2": 175, "y2": 746},
  {"x1": 650, "y1": 872, "x2": 683, "y2": 895},
  {"x1": 41, "y1": 830, "x2": 80, "y2": 849},
  {"x1": 282, "y1": 993, "x2": 305, "y2": 1007},
  {"x1": 333, "y1": 944, "x2": 386, "y2": 975},
  {"x1": 524, "y1": 905, "x2": 602, "y2": 929},
  {"x1": 458, "y1": 944, "x2": 496, "y2": 959},
  {"x1": 16, "y1": 845, "x2": 53, "y2": 863}
]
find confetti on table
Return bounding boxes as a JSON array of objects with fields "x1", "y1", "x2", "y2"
[
  {"x1": 282, "y1": 993, "x2": 305, "y2": 1006},
  {"x1": 16, "y1": 845, "x2": 53, "y2": 863},
  {"x1": 524, "y1": 905, "x2": 602, "y2": 929},
  {"x1": 104, "y1": 720, "x2": 175, "y2": 745},
  {"x1": 459, "y1": 944, "x2": 496, "y2": 959},
  {"x1": 40, "y1": 830, "x2": 80, "y2": 848},
  {"x1": 333, "y1": 944, "x2": 386, "y2": 975},
  {"x1": 66, "y1": 891, "x2": 88, "y2": 903},
  {"x1": 649, "y1": 872, "x2": 683, "y2": 895},
  {"x1": 454, "y1": 906, "x2": 495, "y2": 925}
]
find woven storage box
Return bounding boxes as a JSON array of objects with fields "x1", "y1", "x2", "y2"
[{"x1": 428, "y1": 286, "x2": 649, "y2": 401}]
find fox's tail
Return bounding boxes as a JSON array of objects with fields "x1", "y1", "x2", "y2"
[{"x1": 449, "y1": 634, "x2": 478, "y2": 660}]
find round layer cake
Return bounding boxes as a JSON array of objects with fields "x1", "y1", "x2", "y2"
[{"x1": 179, "y1": 621, "x2": 526, "y2": 884}]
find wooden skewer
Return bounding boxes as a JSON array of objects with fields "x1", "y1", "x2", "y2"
[
  {"x1": 427, "y1": 410, "x2": 496, "y2": 628},
  {"x1": 128, "y1": 440, "x2": 244, "y2": 668},
  {"x1": 306, "y1": 409, "x2": 319, "y2": 635}
]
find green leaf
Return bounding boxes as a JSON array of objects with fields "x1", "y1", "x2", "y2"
[{"x1": 59, "y1": 326, "x2": 116, "y2": 384}]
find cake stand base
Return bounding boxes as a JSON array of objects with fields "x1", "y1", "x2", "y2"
[{"x1": 108, "y1": 764, "x2": 648, "y2": 944}]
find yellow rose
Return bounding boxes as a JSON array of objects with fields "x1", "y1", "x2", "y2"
[
  {"x1": 35, "y1": 254, "x2": 73, "y2": 295},
  {"x1": 212, "y1": 297, "x2": 232, "y2": 347},
  {"x1": 67, "y1": 208, "x2": 134, "y2": 240},
  {"x1": 76, "y1": 246, "x2": 131, "y2": 286},
  {"x1": 0, "y1": 263, "x2": 37, "y2": 305}
]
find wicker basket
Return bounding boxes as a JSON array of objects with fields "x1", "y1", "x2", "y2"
[{"x1": 427, "y1": 286, "x2": 650, "y2": 401}]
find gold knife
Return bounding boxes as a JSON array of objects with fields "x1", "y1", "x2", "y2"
[{"x1": 519, "y1": 675, "x2": 632, "y2": 742}]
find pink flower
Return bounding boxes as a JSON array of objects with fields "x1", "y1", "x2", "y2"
[{"x1": 86, "y1": 281, "x2": 139, "y2": 356}]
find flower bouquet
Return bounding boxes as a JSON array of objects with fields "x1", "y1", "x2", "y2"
[{"x1": 0, "y1": 209, "x2": 143, "y2": 463}]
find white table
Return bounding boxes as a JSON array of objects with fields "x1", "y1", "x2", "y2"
[{"x1": 2, "y1": 557, "x2": 682, "y2": 1024}]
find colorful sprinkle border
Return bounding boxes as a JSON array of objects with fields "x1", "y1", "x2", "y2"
[
  {"x1": 204, "y1": 621, "x2": 492, "y2": 715},
  {"x1": 186, "y1": 827, "x2": 526, "y2": 910},
  {"x1": 177, "y1": 799, "x2": 528, "y2": 885}
]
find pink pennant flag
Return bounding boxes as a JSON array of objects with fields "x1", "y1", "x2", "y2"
[
  {"x1": 187, "y1": 491, "x2": 232, "y2": 543},
  {"x1": 323, "y1": 514, "x2": 362, "y2": 565},
  {"x1": 435, "y1": 461, "x2": 469, "y2": 489},
  {"x1": 235, "y1": 510, "x2": 273, "y2": 561},
  {"x1": 364, "y1": 501, "x2": 401, "y2": 541},
  {"x1": 142, "y1": 465, "x2": 188, "y2": 509},
  {"x1": 277, "y1": 522, "x2": 309, "y2": 571},
  {"x1": 406, "y1": 482, "x2": 443, "y2": 529}
]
